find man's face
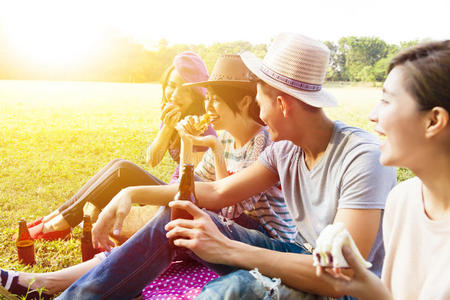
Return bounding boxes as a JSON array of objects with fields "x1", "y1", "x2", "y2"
[{"x1": 256, "y1": 83, "x2": 283, "y2": 141}]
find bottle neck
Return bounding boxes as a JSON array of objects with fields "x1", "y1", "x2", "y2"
[
  {"x1": 177, "y1": 164, "x2": 195, "y2": 200},
  {"x1": 18, "y1": 221, "x2": 33, "y2": 241}
]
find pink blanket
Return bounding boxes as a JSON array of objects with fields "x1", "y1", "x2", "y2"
[{"x1": 142, "y1": 260, "x2": 219, "y2": 299}]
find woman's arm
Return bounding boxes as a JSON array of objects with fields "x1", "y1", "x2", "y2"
[
  {"x1": 187, "y1": 134, "x2": 228, "y2": 179},
  {"x1": 146, "y1": 104, "x2": 181, "y2": 167},
  {"x1": 146, "y1": 124, "x2": 176, "y2": 167}
]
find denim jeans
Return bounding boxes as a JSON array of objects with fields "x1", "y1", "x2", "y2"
[
  {"x1": 56, "y1": 207, "x2": 319, "y2": 300},
  {"x1": 198, "y1": 269, "x2": 356, "y2": 300}
]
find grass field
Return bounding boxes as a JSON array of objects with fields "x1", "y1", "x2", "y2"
[{"x1": 0, "y1": 80, "x2": 413, "y2": 298}]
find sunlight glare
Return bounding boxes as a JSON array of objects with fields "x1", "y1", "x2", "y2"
[{"x1": 4, "y1": 4, "x2": 103, "y2": 66}]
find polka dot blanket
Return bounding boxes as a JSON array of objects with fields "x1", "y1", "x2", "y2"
[{"x1": 142, "y1": 260, "x2": 219, "y2": 299}]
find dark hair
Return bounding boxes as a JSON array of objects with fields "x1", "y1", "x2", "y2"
[
  {"x1": 209, "y1": 85, "x2": 265, "y2": 125},
  {"x1": 160, "y1": 66, "x2": 205, "y2": 117},
  {"x1": 388, "y1": 40, "x2": 450, "y2": 112}
]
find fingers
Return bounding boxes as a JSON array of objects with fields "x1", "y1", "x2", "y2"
[
  {"x1": 168, "y1": 200, "x2": 205, "y2": 219},
  {"x1": 173, "y1": 237, "x2": 196, "y2": 249},
  {"x1": 92, "y1": 220, "x2": 116, "y2": 251},
  {"x1": 176, "y1": 116, "x2": 203, "y2": 136},
  {"x1": 342, "y1": 245, "x2": 365, "y2": 273},
  {"x1": 165, "y1": 216, "x2": 196, "y2": 231},
  {"x1": 165, "y1": 223, "x2": 195, "y2": 240},
  {"x1": 162, "y1": 108, "x2": 180, "y2": 125},
  {"x1": 161, "y1": 103, "x2": 177, "y2": 120},
  {"x1": 163, "y1": 110, "x2": 181, "y2": 127},
  {"x1": 112, "y1": 213, "x2": 125, "y2": 236}
]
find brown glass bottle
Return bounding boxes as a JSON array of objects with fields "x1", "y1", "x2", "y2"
[
  {"x1": 170, "y1": 164, "x2": 197, "y2": 245},
  {"x1": 17, "y1": 220, "x2": 35, "y2": 265},
  {"x1": 81, "y1": 215, "x2": 96, "y2": 262}
]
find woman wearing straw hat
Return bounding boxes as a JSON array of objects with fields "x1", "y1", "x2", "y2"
[
  {"x1": 0, "y1": 54, "x2": 297, "y2": 299},
  {"x1": 314, "y1": 40, "x2": 450, "y2": 300},
  {"x1": 16, "y1": 33, "x2": 394, "y2": 300}
]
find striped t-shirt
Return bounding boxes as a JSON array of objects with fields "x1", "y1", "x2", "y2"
[{"x1": 195, "y1": 128, "x2": 297, "y2": 242}]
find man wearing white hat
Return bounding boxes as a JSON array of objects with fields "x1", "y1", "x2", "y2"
[
  {"x1": 57, "y1": 33, "x2": 396, "y2": 299},
  {"x1": 188, "y1": 33, "x2": 395, "y2": 299}
]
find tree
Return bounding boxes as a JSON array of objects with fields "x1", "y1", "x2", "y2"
[{"x1": 338, "y1": 36, "x2": 389, "y2": 81}]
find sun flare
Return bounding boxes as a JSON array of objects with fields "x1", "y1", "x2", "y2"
[{"x1": 3, "y1": 3, "x2": 105, "y2": 67}]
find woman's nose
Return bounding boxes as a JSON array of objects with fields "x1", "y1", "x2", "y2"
[{"x1": 369, "y1": 104, "x2": 380, "y2": 123}]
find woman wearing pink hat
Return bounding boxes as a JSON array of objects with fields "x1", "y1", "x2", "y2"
[
  {"x1": 27, "y1": 51, "x2": 215, "y2": 241},
  {"x1": 315, "y1": 40, "x2": 450, "y2": 299}
]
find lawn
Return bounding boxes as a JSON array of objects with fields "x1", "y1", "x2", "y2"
[{"x1": 0, "y1": 80, "x2": 413, "y2": 298}]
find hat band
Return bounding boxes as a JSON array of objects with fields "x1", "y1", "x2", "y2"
[{"x1": 260, "y1": 64, "x2": 322, "y2": 92}]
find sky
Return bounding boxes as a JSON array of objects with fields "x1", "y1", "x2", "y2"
[{"x1": 1, "y1": 0, "x2": 448, "y2": 55}]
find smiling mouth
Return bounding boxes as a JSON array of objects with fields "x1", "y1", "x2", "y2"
[{"x1": 374, "y1": 127, "x2": 386, "y2": 137}]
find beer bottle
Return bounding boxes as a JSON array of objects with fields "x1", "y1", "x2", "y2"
[
  {"x1": 17, "y1": 220, "x2": 36, "y2": 265},
  {"x1": 170, "y1": 164, "x2": 197, "y2": 246},
  {"x1": 81, "y1": 215, "x2": 96, "y2": 262},
  {"x1": 171, "y1": 163, "x2": 197, "y2": 221}
]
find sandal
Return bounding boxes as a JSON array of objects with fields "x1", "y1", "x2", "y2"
[
  {"x1": 30, "y1": 223, "x2": 71, "y2": 241},
  {"x1": 27, "y1": 217, "x2": 44, "y2": 229},
  {"x1": 0, "y1": 269, "x2": 52, "y2": 300}
]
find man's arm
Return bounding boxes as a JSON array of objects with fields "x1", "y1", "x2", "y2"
[
  {"x1": 195, "y1": 161, "x2": 279, "y2": 210},
  {"x1": 92, "y1": 161, "x2": 278, "y2": 249},
  {"x1": 167, "y1": 204, "x2": 382, "y2": 298}
]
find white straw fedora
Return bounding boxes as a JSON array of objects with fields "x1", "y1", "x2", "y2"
[
  {"x1": 183, "y1": 54, "x2": 255, "y2": 90},
  {"x1": 241, "y1": 33, "x2": 338, "y2": 107}
]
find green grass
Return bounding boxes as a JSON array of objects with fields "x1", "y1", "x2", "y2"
[{"x1": 0, "y1": 80, "x2": 413, "y2": 298}]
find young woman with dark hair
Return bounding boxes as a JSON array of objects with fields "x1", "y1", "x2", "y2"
[{"x1": 316, "y1": 40, "x2": 450, "y2": 300}]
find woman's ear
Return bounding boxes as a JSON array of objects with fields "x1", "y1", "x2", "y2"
[
  {"x1": 425, "y1": 107, "x2": 449, "y2": 138},
  {"x1": 238, "y1": 95, "x2": 253, "y2": 116}
]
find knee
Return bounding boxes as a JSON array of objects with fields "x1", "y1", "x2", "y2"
[
  {"x1": 108, "y1": 158, "x2": 125, "y2": 166},
  {"x1": 111, "y1": 159, "x2": 134, "y2": 170}
]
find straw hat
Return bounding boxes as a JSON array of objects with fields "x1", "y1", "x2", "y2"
[
  {"x1": 183, "y1": 54, "x2": 255, "y2": 90},
  {"x1": 241, "y1": 33, "x2": 337, "y2": 107}
]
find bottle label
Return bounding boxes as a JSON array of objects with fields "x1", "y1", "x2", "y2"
[{"x1": 17, "y1": 244, "x2": 35, "y2": 265}]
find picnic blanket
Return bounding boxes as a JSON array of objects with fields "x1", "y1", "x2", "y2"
[{"x1": 142, "y1": 260, "x2": 219, "y2": 299}]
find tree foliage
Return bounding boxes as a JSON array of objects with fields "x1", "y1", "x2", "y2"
[{"x1": 0, "y1": 24, "x2": 423, "y2": 83}]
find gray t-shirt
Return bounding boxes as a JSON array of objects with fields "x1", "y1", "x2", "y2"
[{"x1": 259, "y1": 121, "x2": 397, "y2": 276}]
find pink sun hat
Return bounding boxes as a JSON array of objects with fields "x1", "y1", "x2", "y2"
[{"x1": 173, "y1": 51, "x2": 209, "y2": 97}]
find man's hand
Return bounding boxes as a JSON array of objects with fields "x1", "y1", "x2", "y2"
[
  {"x1": 165, "y1": 200, "x2": 232, "y2": 264},
  {"x1": 316, "y1": 246, "x2": 393, "y2": 300},
  {"x1": 92, "y1": 189, "x2": 132, "y2": 251}
]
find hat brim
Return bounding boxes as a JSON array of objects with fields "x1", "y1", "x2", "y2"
[
  {"x1": 240, "y1": 52, "x2": 338, "y2": 108},
  {"x1": 183, "y1": 80, "x2": 254, "y2": 89}
]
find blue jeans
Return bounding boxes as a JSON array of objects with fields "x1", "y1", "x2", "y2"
[
  {"x1": 198, "y1": 269, "x2": 356, "y2": 300},
  {"x1": 56, "y1": 207, "x2": 315, "y2": 300}
]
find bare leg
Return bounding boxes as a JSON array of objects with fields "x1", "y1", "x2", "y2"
[{"x1": 17, "y1": 257, "x2": 102, "y2": 294}]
